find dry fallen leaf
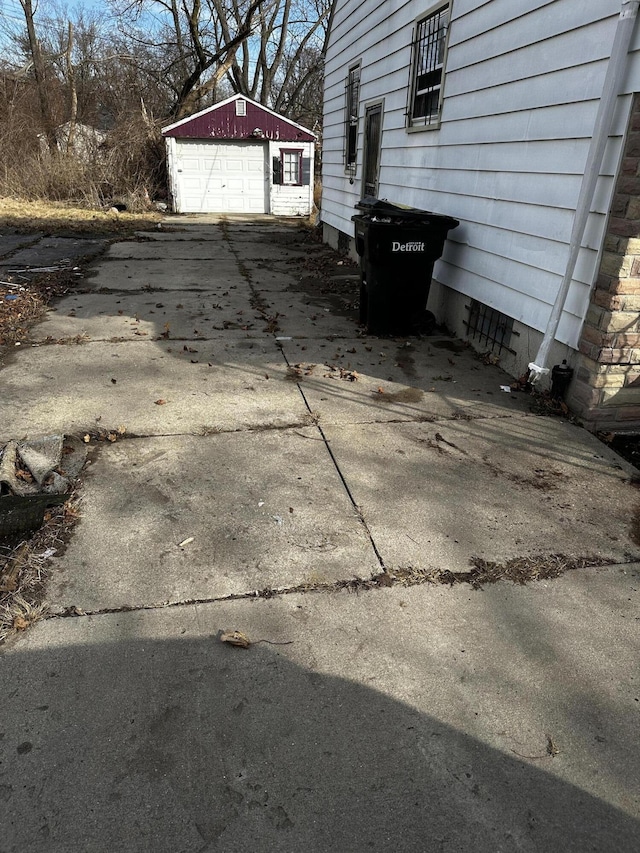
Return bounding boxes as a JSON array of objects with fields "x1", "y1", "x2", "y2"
[
  {"x1": 546, "y1": 735, "x2": 560, "y2": 757},
  {"x1": 13, "y1": 616, "x2": 30, "y2": 631},
  {"x1": 220, "y1": 630, "x2": 251, "y2": 649},
  {"x1": 154, "y1": 399, "x2": 167, "y2": 405}
]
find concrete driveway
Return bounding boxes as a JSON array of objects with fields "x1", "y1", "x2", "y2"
[{"x1": 0, "y1": 216, "x2": 639, "y2": 851}]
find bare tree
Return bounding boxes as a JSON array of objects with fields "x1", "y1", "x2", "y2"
[
  {"x1": 113, "y1": 0, "x2": 272, "y2": 118},
  {"x1": 17, "y1": 0, "x2": 57, "y2": 149},
  {"x1": 222, "y1": 0, "x2": 332, "y2": 117}
]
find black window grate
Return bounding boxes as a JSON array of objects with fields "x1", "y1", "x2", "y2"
[
  {"x1": 345, "y1": 65, "x2": 360, "y2": 169},
  {"x1": 408, "y1": 6, "x2": 449, "y2": 126},
  {"x1": 465, "y1": 300, "x2": 517, "y2": 355}
]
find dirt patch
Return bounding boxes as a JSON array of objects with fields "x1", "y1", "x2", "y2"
[
  {"x1": 0, "y1": 268, "x2": 81, "y2": 354},
  {"x1": 601, "y1": 433, "x2": 640, "y2": 472},
  {"x1": 482, "y1": 457, "x2": 569, "y2": 491},
  {"x1": 372, "y1": 387, "x2": 424, "y2": 404}
]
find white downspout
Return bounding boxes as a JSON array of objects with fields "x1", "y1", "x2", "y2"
[{"x1": 528, "y1": 0, "x2": 640, "y2": 383}]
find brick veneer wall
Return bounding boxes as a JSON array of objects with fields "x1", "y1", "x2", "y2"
[{"x1": 569, "y1": 93, "x2": 640, "y2": 432}]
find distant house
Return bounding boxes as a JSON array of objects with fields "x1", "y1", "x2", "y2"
[
  {"x1": 162, "y1": 94, "x2": 316, "y2": 217},
  {"x1": 39, "y1": 122, "x2": 106, "y2": 160},
  {"x1": 322, "y1": 0, "x2": 640, "y2": 430}
]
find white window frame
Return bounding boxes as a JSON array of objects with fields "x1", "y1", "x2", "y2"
[
  {"x1": 280, "y1": 149, "x2": 303, "y2": 185},
  {"x1": 407, "y1": 3, "x2": 451, "y2": 131}
]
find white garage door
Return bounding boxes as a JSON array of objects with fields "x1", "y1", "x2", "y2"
[{"x1": 175, "y1": 140, "x2": 268, "y2": 213}]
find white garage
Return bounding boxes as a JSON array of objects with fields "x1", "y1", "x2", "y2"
[{"x1": 162, "y1": 95, "x2": 316, "y2": 216}]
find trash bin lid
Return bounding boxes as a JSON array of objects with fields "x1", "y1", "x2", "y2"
[{"x1": 354, "y1": 196, "x2": 458, "y2": 228}]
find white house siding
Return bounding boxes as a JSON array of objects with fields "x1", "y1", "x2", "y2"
[
  {"x1": 322, "y1": 0, "x2": 640, "y2": 351},
  {"x1": 268, "y1": 141, "x2": 315, "y2": 216}
]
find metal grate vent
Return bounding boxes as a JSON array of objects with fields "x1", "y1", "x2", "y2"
[{"x1": 465, "y1": 300, "x2": 516, "y2": 355}]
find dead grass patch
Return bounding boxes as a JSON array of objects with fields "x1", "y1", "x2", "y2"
[
  {"x1": 0, "y1": 197, "x2": 162, "y2": 237},
  {"x1": 0, "y1": 495, "x2": 81, "y2": 644}
]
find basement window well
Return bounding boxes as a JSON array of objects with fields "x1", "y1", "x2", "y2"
[{"x1": 465, "y1": 300, "x2": 516, "y2": 355}]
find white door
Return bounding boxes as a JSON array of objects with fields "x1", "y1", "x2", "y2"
[{"x1": 175, "y1": 140, "x2": 268, "y2": 213}]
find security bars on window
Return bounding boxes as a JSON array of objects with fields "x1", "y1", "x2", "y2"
[
  {"x1": 409, "y1": 6, "x2": 449, "y2": 126},
  {"x1": 345, "y1": 65, "x2": 360, "y2": 170}
]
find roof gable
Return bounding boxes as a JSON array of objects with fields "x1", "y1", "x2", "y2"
[{"x1": 162, "y1": 95, "x2": 315, "y2": 142}]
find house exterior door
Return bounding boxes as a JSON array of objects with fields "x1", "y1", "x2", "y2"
[{"x1": 362, "y1": 104, "x2": 383, "y2": 197}]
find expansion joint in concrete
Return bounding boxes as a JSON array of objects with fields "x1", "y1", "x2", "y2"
[{"x1": 46, "y1": 554, "x2": 633, "y2": 622}]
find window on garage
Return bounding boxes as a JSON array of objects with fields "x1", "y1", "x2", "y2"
[
  {"x1": 281, "y1": 149, "x2": 302, "y2": 184},
  {"x1": 273, "y1": 149, "x2": 309, "y2": 186}
]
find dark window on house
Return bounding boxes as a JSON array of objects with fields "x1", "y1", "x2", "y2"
[
  {"x1": 345, "y1": 64, "x2": 360, "y2": 169},
  {"x1": 465, "y1": 300, "x2": 517, "y2": 355},
  {"x1": 408, "y1": 5, "x2": 450, "y2": 128}
]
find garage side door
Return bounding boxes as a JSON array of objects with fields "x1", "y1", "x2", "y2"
[{"x1": 175, "y1": 140, "x2": 268, "y2": 213}]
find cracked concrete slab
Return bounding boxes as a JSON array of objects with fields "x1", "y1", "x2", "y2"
[
  {"x1": 245, "y1": 263, "x2": 302, "y2": 291},
  {"x1": 322, "y1": 418, "x2": 639, "y2": 572},
  {"x1": 265, "y1": 297, "x2": 358, "y2": 339},
  {"x1": 2, "y1": 219, "x2": 640, "y2": 852},
  {"x1": 0, "y1": 232, "x2": 43, "y2": 258},
  {"x1": 228, "y1": 243, "x2": 314, "y2": 261},
  {"x1": 82, "y1": 258, "x2": 244, "y2": 292},
  {"x1": 30, "y1": 290, "x2": 268, "y2": 342},
  {"x1": 106, "y1": 240, "x2": 235, "y2": 260},
  {"x1": 46, "y1": 430, "x2": 378, "y2": 611},
  {"x1": 135, "y1": 229, "x2": 226, "y2": 241},
  {"x1": 280, "y1": 335, "x2": 532, "y2": 424},
  {"x1": 2, "y1": 568, "x2": 639, "y2": 851},
  {"x1": 0, "y1": 337, "x2": 307, "y2": 439},
  {"x1": 0, "y1": 236, "x2": 106, "y2": 268}
]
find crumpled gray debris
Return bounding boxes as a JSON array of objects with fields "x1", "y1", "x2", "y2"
[{"x1": 0, "y1": 435, "x2": 87, "y2": 497}]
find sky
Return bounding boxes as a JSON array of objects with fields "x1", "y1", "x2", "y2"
[{"x1": 0, "y1": 0, "x2": 167, "y2": 55}]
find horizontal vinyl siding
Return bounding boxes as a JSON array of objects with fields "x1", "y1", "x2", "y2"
[{"x1": 322, "y1": 0, "x2": 639, "y2": 349}]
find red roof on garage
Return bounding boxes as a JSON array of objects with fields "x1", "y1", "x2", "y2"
[{"x1": 162, "y1": 95, "x2": 315, "y2": 142}]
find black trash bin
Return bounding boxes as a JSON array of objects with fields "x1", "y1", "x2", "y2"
[{"x1": 352, "y1": 197, "x2": 459, "y2": 336}]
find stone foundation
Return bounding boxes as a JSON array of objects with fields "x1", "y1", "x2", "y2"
[{"x1": 568, "y1": 93, "x2": 640, "y2": 432}]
